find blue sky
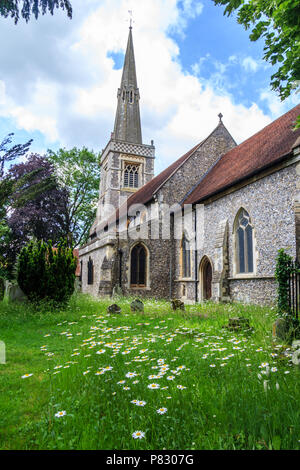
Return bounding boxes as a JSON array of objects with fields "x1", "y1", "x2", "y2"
[{"x1": 0, "y1": 0, "x2": 298, "y2": 174}]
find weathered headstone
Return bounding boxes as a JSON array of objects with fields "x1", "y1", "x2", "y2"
[
  {"x1": 227, "y1": 317, "x2": 250, "y2": 330},
  {"x1": 112, "y1": 285, "x2": 123, "y2": 297},
  {"x1": 8, "y1": 285, "x2": 27, "y2": 303},
  {"x1": 107, "y1": 304, "x2": 121, "y2": 314},
  {"x1": 171, "y1": 299, "x2": 185, "y2": 311},
  {"x1": 272, "y1": 318, "x2": 290, "y2": 341},
  {"x1": 130, "y1": 299, "x2": 144, "y2": 313}
]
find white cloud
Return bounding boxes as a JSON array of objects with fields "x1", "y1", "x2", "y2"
[
  {"x1": 241, "y1": 56, "x2": 259, "y2": 73},
  {"x1": 0, "y1": 0, "x2": 286, "y2": 174}
]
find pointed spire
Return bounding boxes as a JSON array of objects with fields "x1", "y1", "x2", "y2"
[{"x1": 113, "y1": 27, "x2": 142, "y2": 144}]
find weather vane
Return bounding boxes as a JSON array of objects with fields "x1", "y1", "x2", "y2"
[{"x1": 128, "y1": 10, "x2": 134, "y2": 29}]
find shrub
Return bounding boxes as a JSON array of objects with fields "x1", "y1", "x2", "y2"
[
  {"x1": 275, "y1": 249, "x2": 293, "y2": 315},
  {"x1": 17, "y1": 239, "x2": 77, "y2": 303}
]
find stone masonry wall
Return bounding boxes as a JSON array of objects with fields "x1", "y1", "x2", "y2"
[{"x1": 194, "y1": 163, "x2": 298, "y2": 305}]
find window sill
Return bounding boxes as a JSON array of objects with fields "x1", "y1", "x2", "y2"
[
  {"x1": 121, "y1": 187, "x2": 138, "y2": 193},
  {"x1": 229, "y1": 275, "x2": 275, "y2": 280}
]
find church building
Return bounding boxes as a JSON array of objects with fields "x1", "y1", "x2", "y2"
[{"x1": 79, "y1": 27, "x2": 300, "y2": 305}]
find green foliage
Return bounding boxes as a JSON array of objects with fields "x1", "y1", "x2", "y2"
[
  {"x1": 47, "y1": 147, "x2": 100, "y2": 247},
  {"x1": 0, "y1": 0, "x2": 72, "y2": 24},
  {"x1": 275, "y1": 248, "x2": 293, "y2": 315},
  {"x1": 0, "y1": 278, "x2": 4, "y2": 300},
  {"x1": 214, "y1": 0, "x2": 300, "y2": 128},
  {"x1": 17, "y1": 239, "x2": 77, "y2": 303}
]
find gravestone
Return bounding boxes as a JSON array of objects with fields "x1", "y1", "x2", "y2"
[
  {"x1": 130, "y1": 299, "x2": 144, "y2": 313},
  {"x1": 112, "y1": 285, "x2": 123, "y2": 297},
  {"x1": 227, "y1": 317, "x2": 250, "y2": 330},
  {"x1": 8, "y1": 285, "x2": 27, "y2": 303},
  {"x1": 171, "y1": 299, "x2": 185, "y2": 311},
  {"x1": 272, "y1": 318, "x2": 290, "y2": 341},
  {"x1": 107, "y1": 304, "x2": 121, "y2": 314}
]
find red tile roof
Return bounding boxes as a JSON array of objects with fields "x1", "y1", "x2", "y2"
[{"x1": 184, "y1": 104, "x2": 300, "y2": 205}]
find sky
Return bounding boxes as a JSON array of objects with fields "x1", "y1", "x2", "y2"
[{"x1": 0, "y1": 0, "x2": 298, "y2": 175}]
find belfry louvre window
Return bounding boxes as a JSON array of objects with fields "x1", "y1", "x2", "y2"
[
  {"x1": 236, "y1": 209, "x2": 254, "y2": 273},
  {"x1": 87, "y1": 257, "x2": 94, "y2": 285},
  {"x1": 124, "y1": 163, "x2": 139, "y2": 188},
  {"x1": 130, "y1": 244, "x2": 147, "y2": 287},
  {"x1": 182, "y1": 234, "x2": 191, "y2": 278}
]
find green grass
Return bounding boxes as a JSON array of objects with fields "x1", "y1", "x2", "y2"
[{"x1": 0, "y1": 294, "x2": 299, "y2": 450}]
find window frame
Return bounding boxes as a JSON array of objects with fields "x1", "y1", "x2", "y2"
[
  {"x1": 234, "y1": 208, "x2": 255, "y2": 275},
  {"x1": 130, "y1": 243, "x2": 148, "y2": 288},
  {"x1": 123, "y1": 162, "x2": 140, "y2": 189},
  {"x1": 181, "y1": 233, "x2": 191, "y2": 279}
]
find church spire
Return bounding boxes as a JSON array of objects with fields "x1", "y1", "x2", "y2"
[{"x1": 113, "y1": 27, "x2": 142, "y2": 144}]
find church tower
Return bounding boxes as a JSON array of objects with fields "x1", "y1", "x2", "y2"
[{"x1": 95, "y1": 26, "x2": 155, "y2": 226}]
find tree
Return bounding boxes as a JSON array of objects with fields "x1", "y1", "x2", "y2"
[
  {"x1": 0, "y1": 0, "x2": 72, "y2": 24},
  {"x1": 0, "y1": 133, "x2": 32, "y2": 279},
  {"x1": 8, "y1": 153, "x2": 68, "y2": 242},
  {"x1": 17, "y1": 239, "x2": 77, "y2": 303},
  {"x1": 47, "y1": 147, "x2": 100, "y2": 247},
  {"x1": 214, "y1": 0, "x2": 300, "y2": 127},
  {"x1": 1, "y1": 154, "x2": 68, "y2": 279},
  {"x1": 0, "y1": 133, "x2": 32, "y2": 209}
]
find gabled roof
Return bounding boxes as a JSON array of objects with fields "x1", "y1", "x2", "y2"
[{"x1": 184, "y1": 104, "x2": 300, "y2": 205}]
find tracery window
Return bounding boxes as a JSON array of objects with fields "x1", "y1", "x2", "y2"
[
  {"x1": 124, "y1": 163, "x2": 139, "y2": 188},
  {"x1": 235, "y1": 209, "x2": 254, "y2": 274},
  {"x1": 182, "y1": 234, "x2": 191, "y2": 278},
  {"x1": 130, "y1": 244, "x2": 147, "y2": 287}
]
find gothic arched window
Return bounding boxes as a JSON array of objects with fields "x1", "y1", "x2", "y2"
[
  {"x1": 87, "y1": 257, "x2": 94, "y2": 285},
  {"x1": 182, "y1": 234, "x2": 191, "y2": 278},
  {"x1": 124, "y1": 163, "x2": 139, "y2": 188},
  {"x1": 235, "y1": 209, "x2": 254, "y2": 274},
  {"x1": 130, "y1": 244, "x2": 147, "y2": 287}
]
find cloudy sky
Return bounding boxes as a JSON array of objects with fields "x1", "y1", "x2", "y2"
[{"x1": 0, "y1": 0, "x2": 298, "y2": 174}]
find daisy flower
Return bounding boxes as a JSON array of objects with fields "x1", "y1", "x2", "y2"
[
  {"x1": 177, "y1": 385, "x2": 186, "y2": 390},
  {"x1": 126, "y1": 372, "x2": 138, "y2": 378},
  {"x1": 147, "y1": 383, "x2": 160, "y2": 389},
  {"x1": 132, "y1": 431, "x2": 145, "y2": 440},
  {"x1": 55, "y1": 411, "x2": 66, "y2": 418},
  {"x1": 21, "y1": 373, "x2": 33, "y2": 379},
  {"x1": 157, "y1": 407, "x2": 168, "y2": 415},
  {"x1": 137, "y1": 400, "x2": 146, "y2": 406},
  {"x1": 96, "y1": 349, "x2": 106, "y2": 354}
]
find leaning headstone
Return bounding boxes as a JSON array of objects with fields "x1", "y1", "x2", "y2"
[
  {"x1": 228, "y1": 317, "x2": 250, "y2": 330},
  {"x1": 130, "y1": 299, "x2": 144, "y2": 313},
  {"x1": 8, "y1": 285, "x2": 27, "y2": 303},
  {"x1": 171, "y1": 299, "x2": 185, "y2": 311},
  {"x1": 107, "y1": 304, "x2": 121, "y2": 314},
  {"x1": 272, "y1": 317, "x2": 290, "y2": 341}
]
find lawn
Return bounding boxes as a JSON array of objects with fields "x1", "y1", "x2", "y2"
[{"x1": 0, "y1": 294, "x2": 299, "y2": 450}]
